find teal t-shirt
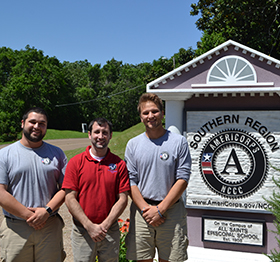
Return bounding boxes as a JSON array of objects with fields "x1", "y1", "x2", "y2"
[
  {"x1": 0, "y1": 141, "x2": 67, "y2": 219},
  {"x1": 125, "y1": 130, "x2": 191, "y2": 201}
]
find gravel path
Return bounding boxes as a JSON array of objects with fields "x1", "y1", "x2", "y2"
[{"x1": 0, "y1": 138, "x2": 131, "y2": 261}]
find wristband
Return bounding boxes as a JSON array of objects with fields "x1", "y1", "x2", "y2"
[
  {"x1": 156, "y1": 206, "x2": 163, "y2": 218},
  {"x1": 45, "y1": 206, "x2": 52, "y2": 215}
]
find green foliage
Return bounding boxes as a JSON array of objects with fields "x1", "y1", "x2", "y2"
[
  {"x1": 119, "y1": 233, "x2": 128, "y2": 262},
  {"x1": 64, "y1": 122, "x2": 145, "y2": 160},
  {"x1": 94, "y1": 219, "x2": 135, "y2": 262},
  {"x1": 0, "y1": 30, "x2": 198, "y2": 142},
  {"x1": 265, "y1": 168, "x2": 280, "y2": 261},
  {"x1": 1, "y1": 1, "x2": 280, "y2": 141},
  {"x1": 145, "y1": 48, "x2": 195, "y2": 83},
  {"x1": 0, "y1": 41, "x2": 193, "y2": 142},
  {"x1": 44, "y1": 129, "x2": 88, "y2": 140},
  {"x1": 0, "y1": 45, "x2": 72, "y2": 140},
  {"x1": 195, "y1": 32, "x2": 227, "y2": 56},
  {"x1": 191, "y1": 0, "x2": 280, "y2": 58}
]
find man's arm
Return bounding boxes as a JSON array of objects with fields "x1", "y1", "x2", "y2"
[
  {"x1": 65, "y1": 189, "x2": 107, "y2": 242},
  {"x1": 26, "y1": 189, "x2": 65, "y2": 227},
  {"x1": 157, "y1": 179, "x2": 187, "y2": 214},
  {"x1": 130, "y1": 185, "x2": 149, "y2": 211},
  {"x1": 0, "y1": 184, "x2": 34, "y2": 220},
  {"x1": 140, "y1": 179, "x2": 188, "y2": 226},
  {"x1": 100, "y1": 191, "x2": 129, "y2": 231},
  {"x1": 130, "y1": 185, "x2": 165, "y2": 227}
]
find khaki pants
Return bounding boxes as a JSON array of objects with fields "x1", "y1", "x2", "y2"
[
  {"x1": 71, "y1": 220, "x2": 120, "y2": 262},
  {"x1": 0, "y1": 215, "x2": 65, "y2": 262},
  {"x1": 126, "y1": 200, "x2": 189, "y2": 262}
]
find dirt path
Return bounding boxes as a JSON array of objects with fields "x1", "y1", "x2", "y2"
[
  {"x1": 0, "y1": 138, "x2": 91, "y2": 151},
  {"x1": 0, "y1": 138, "x2": 131, "y2": 261}
]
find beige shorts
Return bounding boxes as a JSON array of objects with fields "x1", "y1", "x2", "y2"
[
  {"x1": 71, "y1": 220, "x2": 120, "y2": 262},
  {"x1": 125, "y1": 200, "x2": 188, "y2": 262},
  {"x1": 0, "y1": 214, "x2": 65, "y2": 262}
]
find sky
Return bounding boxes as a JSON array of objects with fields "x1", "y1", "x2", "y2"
[{"x1": 1, "y1": 0, "x2": 202, "y2": 66}]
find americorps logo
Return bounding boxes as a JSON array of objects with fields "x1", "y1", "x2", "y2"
[
  {"x1": 199, "y1": 129, "x2": 268, "y2": 199},
  {"x1": 190, "y1": 114, "x2": 279, "y2": 152}
]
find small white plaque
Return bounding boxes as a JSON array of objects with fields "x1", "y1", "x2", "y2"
[{"x1": 202, "y1": 216, "x2": 264, "y2": 246}]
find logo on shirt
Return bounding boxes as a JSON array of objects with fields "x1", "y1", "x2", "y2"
[
  {"x1": 200, "y1": 129, "x2": 268, "y2": 199},
  {"x1": 42, "y1": 157, "x2": 51, "y2": 165},
  {"x1": 160, "y1": 152, "x2": 169, "y2": 161},
  {"x1": 109, "y1": 163, "x2": 117, "y2": 171}
]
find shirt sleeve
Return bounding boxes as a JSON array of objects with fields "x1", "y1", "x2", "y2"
[
  {"x1": 118, "y1": 159, "x2": 130, "y2": 193},
  {"x1": 58, "y1": 150, "x2": 68, "y2": 186},
  {"x1": 62, "y1": 156, "x2": 79, "y2": 192},
  {"x1": 0, "y1": 149, "x2": 8, "y2": 185},
  {"x1": 124, "y1": 139, "x2": 139, "y2": 187},
  {"x1": 175, "y1": 136, "x2": 192, "y2": 183}
]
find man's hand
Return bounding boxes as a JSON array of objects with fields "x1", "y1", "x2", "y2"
[
  {"x1": 26, "y1": 207, "x2": 49, "y2": 230},
  {"x1": 85, "y1": 222, "x2": 107, "y2": 242},
  {"x1": 142, "y1": 206, "x2": 165, "y2": 226}
]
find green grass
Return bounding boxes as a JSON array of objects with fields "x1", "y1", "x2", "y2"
[
  {"x1": 109, "y1": 122, "x2": 145, "y2": 159},
  {"x1": 0, "y1": 123, "x2": 145, "y2": 160},
  {"x1": 44, "y1": 129, "x2": 89, "y2": 140},
  {"x1": 64, "y1": 123, "x2": 145, "y2": 160},
  {"x1": 0, "y1": 129, "x2": 89, "y2": 145}
]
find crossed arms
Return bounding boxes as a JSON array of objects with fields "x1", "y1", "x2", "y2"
[
  {"x1": 0, "y1": 184, "x2": 65, "y2": 230},
  {"x1": 65, "y1": 189, "x2": 128, "y2": 242}
]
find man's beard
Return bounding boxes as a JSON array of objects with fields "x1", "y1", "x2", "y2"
[
  {"x1": 92, "y1": 140, "x2": 108, "y2": 149},
  {"x1": 23, "y1": 129, "x2": 45, "y2": 142}
]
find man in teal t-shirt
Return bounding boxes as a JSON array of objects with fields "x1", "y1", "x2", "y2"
[{"x1": 0, "y1": 107, "x2": 67, "y2": 262}]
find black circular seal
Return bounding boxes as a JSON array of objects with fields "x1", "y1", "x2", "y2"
[{"x1": 199, "y1": 129, "x2": 268, "y2": 199}]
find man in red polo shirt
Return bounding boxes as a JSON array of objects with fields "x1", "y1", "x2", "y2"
[{"x1": 62, "y1": 117, "x2": 130, "y2": 262}]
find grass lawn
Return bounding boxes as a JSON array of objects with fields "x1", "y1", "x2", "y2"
[
  {"x1": 0, "y1": 122, "x2": 145, "y2": 160},
  {"x1": 64, "y1": 122, "x2": 145, "y2": 160},
  {"x1": 44, "y1": 129, "x2": 89, "y2": 139},
  {"x1": 49, "y1": 122, "x2": 145, "y2": 160}
]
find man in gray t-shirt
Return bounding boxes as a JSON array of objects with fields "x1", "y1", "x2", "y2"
[
  {"x1": 0, "y1": 107, "x2": 67, "y2": 262},
  {"x1": 125, "y1": 93, "x2": 191, "y2": 262}
]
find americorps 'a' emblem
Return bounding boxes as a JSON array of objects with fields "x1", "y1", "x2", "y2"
[
  {"x1": 109, "y1": 163, "x2": 117, "y2": 171},
  {"x1": 42, "y1": 158, "x2": 51, "y2": 165},
  {"x1": 160, "y1": 152, "x2": 169, "y2": 161},
  {"x1": 199, "y1": 129, "x2": 268, "y2": 199}
]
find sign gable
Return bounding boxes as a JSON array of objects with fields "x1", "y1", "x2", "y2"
[{"x1": 147, "y1": 40, "x2": 280, "y2": 100}]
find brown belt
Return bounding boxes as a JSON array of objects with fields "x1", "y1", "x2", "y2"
[
  {"x1": 144, "y1": 198, "x2": 162, "y2": 205},
  {"x1": 144, "y1": 198, "x2": 179, "y2": 206}
]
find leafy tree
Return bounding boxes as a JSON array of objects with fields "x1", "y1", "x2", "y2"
[
  {"x1": 0, "y1": 46, "x2": 71, "y2": 140},
  {"x1": 104, "y1": 63, "x2": 147, "y2": 131},
  {"x1": 0, "y1": 44, "x2": 195, "y2": 140},
  {"x1": 92, "y1": 60, "x2": 147, "y2": 131},
  {"x1": 102, "y1": 58, "x2": 122, "y2": 84},
  {"x1": 265, "y1": 170, "x2": 280, "y2": 261},
  {"x1": 61, "y1": 60, "x2": 96, "y2": 130},
  {"x1": 191, "y1": 0, "x2": 280, "y2": 58},
  {"x1": 145, "y1": 48, "x2": 195, "y2": 83},
  {"x1": 61, "y1": 58, "x2": 147, "y2": 132},
  {"x1": 175, "y1": 47, "x2": 196, "y2": 66},
  {"x1": 0, "y1": 47, "x2": 16, "y2": 89},
  {"x1": 195, "y1": 32, "x2": 226, "y2": 56}
]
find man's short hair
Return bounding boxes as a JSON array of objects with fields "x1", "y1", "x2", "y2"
[
  {"x1": 88, "y1": 117, "x2": 113, "y2": 134},
  {"x1": 22, "y1": 107, "x2": 49, "y2": 123},
  {"x1": 137, "y1": 93, "x2": 164, "y2": 114}
]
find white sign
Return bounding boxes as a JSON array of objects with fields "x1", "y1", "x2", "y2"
[
  {"x1": 203, "y1": 217, "x2": 264, "y2": 246},
  {"x1": 186, "y1": 111, "x2": 280, "y2": 212}
]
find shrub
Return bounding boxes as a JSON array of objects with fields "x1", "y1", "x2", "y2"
[{"x1": 265, "y1": 167, "x2": 280, "y2": 261}]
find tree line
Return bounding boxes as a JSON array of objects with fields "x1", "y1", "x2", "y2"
[
  {"x1": 0, "y1": 46, "x2": 195, "y2": 141},
  {"x1": 1, "y1": 0, "x2": 279, "y2": 142}
]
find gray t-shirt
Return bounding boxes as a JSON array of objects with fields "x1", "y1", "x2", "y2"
[
  {"x1": 125, "y1": 130, "x2": 191, "y2": 201},
  {"x1": 0, "y1": 141, "x2": 67, "y2": 219}
]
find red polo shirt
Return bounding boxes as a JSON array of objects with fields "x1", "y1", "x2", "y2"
[{"x1": 62, "y1": 146, "x2": 130, "y2": 224}]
